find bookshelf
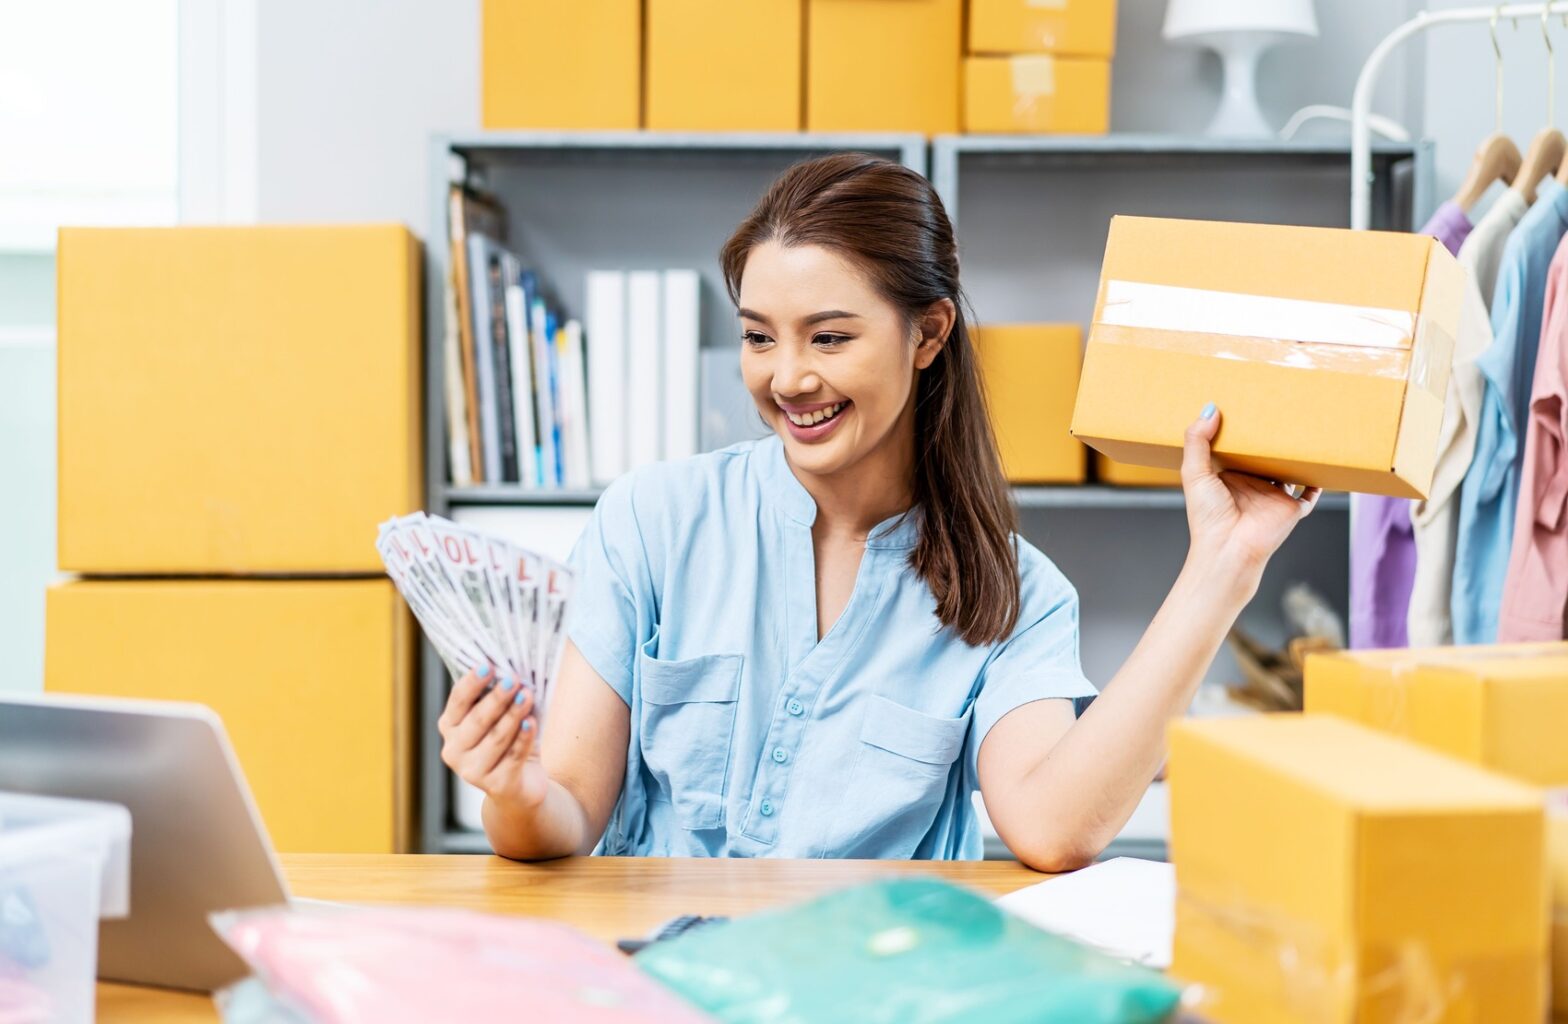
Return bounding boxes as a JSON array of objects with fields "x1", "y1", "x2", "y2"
[{"x1": 422, "y1": 132, "x2": 1429, "y2": 854}]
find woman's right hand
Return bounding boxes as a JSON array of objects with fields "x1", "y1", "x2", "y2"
[{"x1": 438, "y1": 666, "x2": 548, "y2": 814}]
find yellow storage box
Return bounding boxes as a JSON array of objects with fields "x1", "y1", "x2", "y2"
[
  {"x1": 1169, "y1": 713, "x2": 1547, "y2": 1023},
  {"x1": 482, "y1": 0, "x2": 641, "y2": 130},
  {"x1": 963, "y1": 56, "x2": 1109, "y2": 134},
  {"x1": 1304, "y1": 643, "x2": 1568, "y2": 787},
  {"x1": 973, "y1": 324, "x2": 1085, "y2": 483},
  {"x1": 56, "y1": 226, "x2": 422, "y2": 574},
  {"x1": 806, "y1": 0, "x2": 961, "y2": 135},
  {"x1": 968, "y1": 0, "x2": 1117, "y2": 58},
  {"x1": 647, "y1": 0, "x2": 801, "y2": 131},
  {"x1": 1070, "y1": 216, "x2": 1462, "y2": 499},
  {"x1": 45, "y1": 579, "x2": 415, "y2": 854},
  {"x1": 1551, "y1": 799, "x2": 1568, "y2": 1019},
  {"x1": 1095, "y1": 452, "x2": 1181, "y2": 487}
]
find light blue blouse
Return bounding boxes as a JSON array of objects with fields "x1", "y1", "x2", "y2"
[{"x1": 564, "y1": 435, "x2": 1095, "y2": 860}]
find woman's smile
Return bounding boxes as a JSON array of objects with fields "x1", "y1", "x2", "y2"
[{"x1": 778, "y1": 399, "x2": 852, "y2": 442}]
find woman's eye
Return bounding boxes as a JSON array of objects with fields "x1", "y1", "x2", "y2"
[
  {"x1": 813, "y1": 334, "x2": 850, "y2": 347},
  {"x1": 742, "y1": 331, "x2": 772, "y2": 347}
]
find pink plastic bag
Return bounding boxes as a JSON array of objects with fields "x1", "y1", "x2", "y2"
[{"x1": 211, "y1": 905, "x2": 712, "y2": 1024}]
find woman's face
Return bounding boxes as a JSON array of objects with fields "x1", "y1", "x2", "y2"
[{"x1": 737, "y1": 241, "x2": 948, "y2": 480}]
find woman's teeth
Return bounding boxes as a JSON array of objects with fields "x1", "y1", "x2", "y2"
[{"x1": 785, "y1": 402, "x2": 846, "y2": 427}]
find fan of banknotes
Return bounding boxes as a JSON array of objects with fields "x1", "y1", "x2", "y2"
[{"x1": 376, "y1": 512, "x2": 574, "y2": 713}]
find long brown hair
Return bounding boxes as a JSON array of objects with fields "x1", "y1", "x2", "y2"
[{"x1": 719, "y1": 152, "x2": 1020, "y2": 647}]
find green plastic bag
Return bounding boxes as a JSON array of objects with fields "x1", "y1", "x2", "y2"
[{"x1": 636, "y1": 878, "x2": 1182, "y2": 1024}]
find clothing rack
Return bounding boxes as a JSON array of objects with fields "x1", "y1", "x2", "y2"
[{"x1": 1352, "y1": 2, "x2": 1568, "y2": 230}]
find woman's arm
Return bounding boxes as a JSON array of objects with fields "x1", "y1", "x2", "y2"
[
  {"x1": 440, "y1": 639, "x2": 630, "y2": 860},
  {"x1": 979, "y1": 407, "x2": 1320, "y2": 872}
]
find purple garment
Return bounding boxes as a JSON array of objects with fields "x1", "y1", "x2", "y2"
[{"x1": 1349, "y1": 201, "x2": 1471, "y2": 648}]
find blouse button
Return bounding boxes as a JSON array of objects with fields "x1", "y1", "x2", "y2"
[
  {"x1": 760, "y1": 800, "x2": 775, "y2": 816},
  {"x1": 787, "y1": 698, "x2": 804, "y2": 716},
  {"x1": 772, "y1": 747, "x2": 788, "y2": 764}
]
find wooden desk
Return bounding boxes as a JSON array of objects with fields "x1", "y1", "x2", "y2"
[{"x1": 97, "y1": 853, "x2": 1050, "y2": 1022}]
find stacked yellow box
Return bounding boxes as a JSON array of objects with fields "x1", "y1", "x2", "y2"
[
  {"x1": 964, "y1": 0, "x2": 1115, "y2": 134},
  {"x1": 52, "y1": 226, "x2": 422, "y2": 853},
  {"x1": 1169, "y1": 713, "x2": 1548, "y2": 1023},
  {"x1": 973, "y1": 324, "x2": 1085, "y2": 483},
  {"x1": 482, "y1": 0, "x2": 641, "y2": 130},
  {"x1": 646, "y1": 0, "x2": 802, "y2": 131},
  {"x1": 1304, "y1": 643, "x2": 1568, "y2": 1015},
  {"x1": 806, "y1": 0, "x2": 962, "y2": 135},
  {"x1": 1095, "y1": 453, "x2": 1181, "y2": 487}
]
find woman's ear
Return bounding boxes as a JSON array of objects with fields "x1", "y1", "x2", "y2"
[{"x1": 913, "y1": 298, "x2": 957, "y2": 370}]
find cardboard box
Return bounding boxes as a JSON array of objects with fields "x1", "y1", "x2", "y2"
[
  {"x1": 482, "y1": 0, "x2": 641, "y2": 130},
  {"x1": 968, "y1": 0, "x2": 1117, "y2": 58},
  {"x1": 647, "y1": 0, "x2": 801, "y2": 131},
  {"x1": 1304, "y1": 643, "x2": 1568, "y2": 787},
  {"x1": 1070, "y1": 217, "x2": 1462, "y2": 499},
  {"x1": 806, "y1": 0, "x2": 961, "y2": 134},
  {"x1": 1095, "y1": 452, "x2": 1181, "y2": 487},
  {"x1": 963, "y1": 56, "x2": 1109, "y2": 134},
  {"x1": 974, "y1": 324, "x2": 1085, "y2": 483},
  {"x1": 1169, "y1": 714, "x2": 1547, "y2": 1023},
  {"x1": 45, "y1": 579, "x2": 415, "y2": 854},
  {"x1": 1551, "y1": 799, "x2": 1568, "y2": 1019},
  {"x1": 56, "y1": 226, "x2": 422, "y2": 574}
]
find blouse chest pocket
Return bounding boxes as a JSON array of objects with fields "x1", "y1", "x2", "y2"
[
  {"x1": 837, "y1": 695, "x2": 971, "y2": 858},
  {"x1": 636, "y1": 634, "x2": 744, "y2": 832}
]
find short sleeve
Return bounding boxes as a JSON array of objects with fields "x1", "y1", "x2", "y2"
[
  {"x1": 564, "y1": 475, "x2": 653, "y2": 705},
  {"x1": 966, "y1": 548, "x2": 1096, "y2": 779}
]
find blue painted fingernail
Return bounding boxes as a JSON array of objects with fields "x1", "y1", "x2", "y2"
[
  {"x1": 1201, "y1": 402, "x2": 1217, "y2": 420},
  {"x1": 498, "y1": 676, "x2": 516, "y2": 692},
  {"x1": 521, "y1": 719, "x2": 534, "y2": 733},
  {"x1": 513, "y1": 687, "x2": 528, "y2": 706},
  {"x1": 476, "y1": 664, "x2": 493, "y2": 680}
]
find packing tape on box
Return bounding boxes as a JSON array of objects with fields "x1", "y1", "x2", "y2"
[
  {"x1": 1095, "y1": 281, "x2": 1455, "y2": 400},
  {"x1": 1177, "y1": 885, "x2": 1460, "y2": 1021},
  {"x1": 1009, "y1": 57, "x2": 1055, "y2": 118}
]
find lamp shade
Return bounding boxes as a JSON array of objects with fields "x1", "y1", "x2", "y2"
[{"x1": 1163, "y1": 0, "x2": 1317, "y2": 40}]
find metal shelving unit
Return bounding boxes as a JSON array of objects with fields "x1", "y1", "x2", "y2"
[{"x1": 422, "y1": 131, "x2": 1423, "y2": 854}]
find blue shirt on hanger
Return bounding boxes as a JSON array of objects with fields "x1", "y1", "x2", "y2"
[
  {"x1": 564, "y1": 434, "x2": 1095, "y2": 859},
  {"x1": 1452, "y1": 177, "x2": 1568, "y2": 643}
]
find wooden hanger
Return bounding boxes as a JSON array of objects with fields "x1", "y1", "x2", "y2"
[
  {"x1": 1452, "y1": 133, "x2": 1522, "y2": 210},
  {"x1": 1515, "y1": 128, "x2": 1565, "y2": 199}
]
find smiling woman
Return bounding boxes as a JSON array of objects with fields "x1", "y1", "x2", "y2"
[{"x1": 435, "y1": 152, "x2": 1322, "y2": 869}]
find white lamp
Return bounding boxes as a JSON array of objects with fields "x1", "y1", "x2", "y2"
[{"x1": 1164, "y1": 0, "x2": 1318, "y2": 137}]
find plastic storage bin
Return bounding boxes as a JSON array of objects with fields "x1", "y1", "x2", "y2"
[{"x1": 0, "y1": 791, "x2": 132, "y2": 1024}]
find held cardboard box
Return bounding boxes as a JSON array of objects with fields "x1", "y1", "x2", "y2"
[
  {"x1": 1070, "y1": 217, "x2": 1463, "y2": 499},
  {"x1": 45, "y1": 579, "x2": 415, "y2": 854},
  {"x1": 482, "y1": 0, "x2": 641, "y2": 130},
  {"x1": 807, "y1": 0, "x2": 961, "y2": 134},
  {"x1": 1304, "y1": 643, "x2": 1568, "y2": 787},
  {"x1": 1169, "y1": 714, "x2": 1547, "y2": 1023},
  {"x1": 647, "y1": 0, "x2": 801, "y2": 131},
  {"x1": 56, "y1": 226, "x2": 422, "y2": 574},
  {"x1": 963, "y1": 56, "x2": 1109, "y2": 134},
  {"x1": 1095, "y1": 452, "x2": 1182, "y2": 487},
  {"x1": 973, "y1": 324, "x2": 1086, "y2": 483},
  {"x1": 968, "y1": 0, "x2": 1118, "y2": 58}
]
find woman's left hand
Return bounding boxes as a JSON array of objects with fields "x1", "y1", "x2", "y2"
[{"x1": 1180, "y1": 404, "x2": 1321, "y2": 579}]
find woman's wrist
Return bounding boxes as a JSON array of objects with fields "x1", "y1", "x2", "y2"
[{"x1": 1179, "y1": 542, "x2": 1266, "y2": 610}]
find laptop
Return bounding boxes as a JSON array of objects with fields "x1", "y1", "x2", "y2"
[{"x1": 0, "y1": 693, "x2": 290, "y2": 992}]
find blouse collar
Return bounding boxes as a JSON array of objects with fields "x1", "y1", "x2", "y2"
[{"x1": 756, "y1": 435, "x2": 920, "y2": 551}]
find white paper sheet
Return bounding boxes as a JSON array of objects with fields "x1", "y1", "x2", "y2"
[{"x1": 994, "y1": 857, "x2": 1175, "y2": 968}]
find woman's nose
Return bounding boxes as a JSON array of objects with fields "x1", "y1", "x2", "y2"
[{"x1": 771, "y1": 344, "x2": 821, "y2": 397}]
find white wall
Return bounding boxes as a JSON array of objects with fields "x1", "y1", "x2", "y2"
[{"x1": 254, "y1": 0, "x2": 479, "y2": 238}]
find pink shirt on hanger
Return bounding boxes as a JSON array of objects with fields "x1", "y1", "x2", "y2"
[{"x1": 1498, "y1": 232, "x2": 1568, "y2": 641}]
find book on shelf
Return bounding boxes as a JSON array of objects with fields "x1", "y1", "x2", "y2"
[
  {"x1": 447, "y1": 184, "x2": 504, "y2": 484},
  {"x1": 443, "y1": 195, "x2": 709, "y2": 492}
]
